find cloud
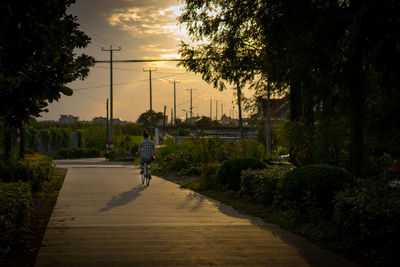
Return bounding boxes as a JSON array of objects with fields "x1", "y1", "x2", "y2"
[{"x1": 108, "y1": 3, "x2": 185, "y2": 37}]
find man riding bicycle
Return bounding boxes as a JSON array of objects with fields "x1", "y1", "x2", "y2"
[{"x1": 138, "y1": 129, "x2": 155, "y2": 174}]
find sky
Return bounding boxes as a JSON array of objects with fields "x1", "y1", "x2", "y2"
[{"x1": 40, "y1": 0, "x2": 252, "y2": 122}]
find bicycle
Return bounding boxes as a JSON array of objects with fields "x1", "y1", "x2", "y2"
[{"x1": 141, "y1": 160, "x2": 151, "y2": 186}]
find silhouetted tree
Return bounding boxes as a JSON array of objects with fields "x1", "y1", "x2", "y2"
[
  {"x1": 178, "y1": 0, "x2": 400, "y2": 176},
  {"x1": 0, "y1": 0, "x2": 94, "y2": 159},
  {"x1": 136, "y1": 110, "x2": 164, "y2": 127}
]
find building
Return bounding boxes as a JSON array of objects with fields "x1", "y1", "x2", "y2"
[
  {"x1": 92, "y1": 117, "x2": 107, "y2": 124},
  {"x1": 59, "y1": 115, "x2": 79, "y2": 123},
  {"x1": 202, "y1": 127, "x2": 258, "y2": 140}
]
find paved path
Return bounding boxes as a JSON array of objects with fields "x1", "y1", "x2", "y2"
[{"x1": 35, "y1": 158, "x2": 357, "y2": 266}]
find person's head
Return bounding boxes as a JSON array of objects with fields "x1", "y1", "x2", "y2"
[{"x1": 142, "y1": 129, "x2": 149, "y2": 139}]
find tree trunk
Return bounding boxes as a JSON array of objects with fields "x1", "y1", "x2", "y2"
[
  {"x1": 290, "y1": 82, "x2": 302, "y2": 122},
  {"x1": 19, "y1": 121, "x2": 26, "y2": 159},
  {"x1": 3, "y1": 119, "x2": 13, "y2": 161},
  {"x1": 302, "y1": 88, "x2": 315, "y2": 164},
  {"x1": 289, "y1": 82, "x2": 302, "y2": 163},
  {"x1": 236, "y1": 81, "x2": 244, "y2": 138},
  {"x1": 349, "y1": 55, "x2": 364, "y2": 177},
  {"x1": 348, "y1": 0, "x2": 365, "y2": 177}
]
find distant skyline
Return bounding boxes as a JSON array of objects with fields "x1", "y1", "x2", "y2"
[{"x1": 40, "y1": 0, "x2": 252, "y2": 122}]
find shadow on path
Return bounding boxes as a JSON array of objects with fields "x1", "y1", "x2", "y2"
[{"x1": 98, "y1": 185, "x2": 147, "y2": 213}]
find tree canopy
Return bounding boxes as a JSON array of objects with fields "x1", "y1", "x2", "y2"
[
  {"x1": 178, "y1": 0, "x2": 400, "y2": 176},
  {"x1": 0, "y1": 0, "x2": 95, "y2": 158},
  {"x1": 136, "y1": 110, "x2": 165, "y2": 127}
]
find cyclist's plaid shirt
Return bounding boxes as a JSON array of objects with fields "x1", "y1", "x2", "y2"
[{"x1": 139, "y1": 139, "x2": 155, "y2": 159}]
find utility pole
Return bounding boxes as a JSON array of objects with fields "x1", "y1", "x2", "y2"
[
  {"x1": 182, "y1": 109, "x2": 188, "y2": 121},
  {"x1": 169, "y1": 80, "x2": 180, "y2": 125},
  {"x1": 163, "y1": 105, "x2": 166, "y2": 127},
  {"x1": 236, "y1": 81, "x2": 244, "y2": 138},
  {"x1": 102, "y1": 45, "x2": 121, "y2": 150},
  {"x1": 210, "y1": 98, "x2": 213, "y2": 119},
  {"x1": 186, "y1": 88, "x2": 196, "y2": 120},
  {"x1": 106, "y1": 98, "x2": 109, "y2": 156},
  {"x1": 171, "y1": 108, "x2": 173, "y2": 125},
  {"x1": 143, "y1": 67, "x2": 157, "y2": 112},
  {"x1": 215, "y1": 100, "x2": 218, "y2": 121},
  {"x1": 266, "y1": 89, "x2": 272, "y2": 154}
]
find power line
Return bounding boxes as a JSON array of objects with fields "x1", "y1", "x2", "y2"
[
  {"x1": 75, "y1": 91, "x2": 106, "y2": 104},
  {"x1": 72, "y1": 73, "x2": 188, "y2": 91},
  {"x1": 177, "y1": 88, "x2": 208, "y2": 107},
  {"x1": 80, "y1": 24, "x2": 116, "y2": 46},
  {"x1": 96, "y1": 59, "x2": 183, "y2": 63},
  {"x1": 93, "y1": 65, "x2": 142, "y2": 72}
]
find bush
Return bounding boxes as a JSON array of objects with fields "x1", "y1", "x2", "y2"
[
  {"x1": 278, "y1": 164, "x2": 355, "y2": 216},
  {"x1": 0, "y1": 182, "x2": 32, "y2": 253},
  {"x1": 217, "y1": 158, "x2": 265, "y2": 191},
  {"x1": 158, "y1": 153, "x2": 190, "y2": 175},
  {"x1": 200, "y1": 162, "x2": 222, "y2": 189},
  {"x1": 59, "y1": 147, "x2": 101, "y2": 159},
  {"x1": 334, "y1": 179, "x2": 400, "y2": 266},
  {"x1": 240, "y1": 166, "x2": 292, "y2": 204},
  {"x1": 0, "y1": 154, "x2": 54, "y2": 191}
]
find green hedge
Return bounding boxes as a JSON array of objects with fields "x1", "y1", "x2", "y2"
[
  {"x1": 200, "y1": 162, "x2": 222, "y2": 189},
  {"x1": 278, "y1": 164, "x2": 355, "y2": 216},
  {"x1": 240, "y1": 165, "x2": 292, "y2": 204},
  {"x1": 0, "y1": 182, "x2": 32, "y2": 253},
  {"x1": 334, "y1": 179, "x2": 400, "y2": 266},
  {"x1": 217, "y1": 158, "x2": 265, "y2": 191},
  {"x1": 0, "y1": 154, "x2": 54, "y2": 191},
  {"x1": 58, "y1": 147, "x2": 101, "y2": 159}
]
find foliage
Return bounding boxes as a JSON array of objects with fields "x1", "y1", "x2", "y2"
[
  {"x1": 156, "y1": 153, "x2": 190, "y2": 175},
  {"x1": 177, "y1": 0, "x2": 400, "y2": 176},
  {"x1": 136, "y1": 110, "x2": 165, "y2": 127},
  {"x1": 217, "y1": 158, "x2": 265, "y2": 191},
  {"x1": 0, "y1": 182, "x2": 32, "y2": 253},
  {"x1": 199, "y1": 162, "x2": 222, "y2": 189},
  {"x1": 194, "y1": 116, "x2": 220, "y2": 128},
  {"x1": 237, "y1": 139, "x2": 265, "y2": 162},
  {"x1": 0, "y1": 154, "x2": 54, "y2": 191},
  {"x1": 281, "y1": 120, "x2": 313, "y2": 165},
  {"x1": 278, "y1": 164, "x2": 355, "y2": 217},
  {"x1": 312, "y1": 116, "x2": 350, "y2": 168},
  {"x1": 334, "y1": 178, "x2": 400, "y2": 266},
  {"x1": 240, "y1": 166, "x2": 292, "y2": 204},
  {"x1": 0, "y1": 0, "x2": 95, "y2": 159},
  {"x1": 58, "y1": 147, "x2": 101, "y2": 159}
]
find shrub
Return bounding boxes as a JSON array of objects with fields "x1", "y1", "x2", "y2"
[
  {"x1": 237, "y1": 139, "x2": 265, "y2": 161},
  {"x1": 334, "y1": 178, "x2": 400, "y2": 266},
  {"x1": 0, "y1": 182, "x2": 32, "y2": 253},
  {"x1": 240, "y1": 165, "x2": 292, "y2": 204},
  {"x1": 217, "y1": 158, "x2": 265, "y2": 191},
  {"x1": 0, "y1": 154, "x2": 54, "y2": 191},
  {"x1": 59, "y1": 147, "x2": 101, "y2": 159},
  {"x1": 158, "y1": 153, "x2": 190, "y2": 175},
  {"x1": 25, "y1": 153, "x2": 55, "y2": 191},
  {"x1": 278, "y1": 164, "x2": 355, "y2": 216},
  {"x1": 200, "y1": 162, "x2": 222, "y2": 189}
]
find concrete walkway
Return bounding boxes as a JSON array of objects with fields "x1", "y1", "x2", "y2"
[{"x1": 35, "y1": 158, "x2": 357, "y2": 266}]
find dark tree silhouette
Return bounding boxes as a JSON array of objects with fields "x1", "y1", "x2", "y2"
[{"x1": 0, "y1": 0, "x2": 95, "y2": 159}]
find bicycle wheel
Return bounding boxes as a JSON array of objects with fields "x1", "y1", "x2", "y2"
[
  {"x1": 146, "y1": 174, "x2": 151, "y2": 186},
  {"x1": 141, "y1": 164, "x2": 145, "y2": 184}
]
